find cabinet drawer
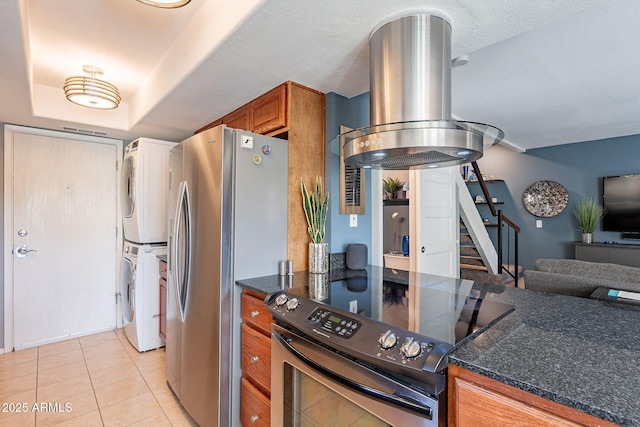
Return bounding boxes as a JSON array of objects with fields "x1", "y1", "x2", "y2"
[
  {"x1": 242, "y1": 323, "x2": 271, "y2": 391},
  {"x1": 241, "y1": 377, "x2": 270, "y2": 427},
  {"x1": 241, "y1": 293, "x2": 272, "y2": 335}
]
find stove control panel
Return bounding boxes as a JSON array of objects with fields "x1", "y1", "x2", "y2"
[
  {"x1": 306, "y1": 308, "x2": 361, "y2": 339},
  {"x1": 266, "y1": 290, "x2": 453, "y2": 374}
]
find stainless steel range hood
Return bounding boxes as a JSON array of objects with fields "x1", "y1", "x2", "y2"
[{"x1": 342, "y1": 14, "x2": 504, "y2": 169}]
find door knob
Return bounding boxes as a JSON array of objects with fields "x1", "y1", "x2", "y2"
[{"x1": 14, "y1": 245, "x2": 37, "y2": 257}]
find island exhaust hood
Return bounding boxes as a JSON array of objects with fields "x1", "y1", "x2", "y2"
[{"x1": 342, "y1": 14, "x2": 504, "y2": 169}]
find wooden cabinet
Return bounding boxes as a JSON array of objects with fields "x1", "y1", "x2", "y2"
[
  {"x1": 241, "y1": 290, "x2": 272, "y2": 426},
  {"x1": 241, "y1": 378, "x2": 270, "y2": 427},
  {"x1": 194, "y1": 84, "x2": 285, "y2": 135},
  {"x1": 251, "y1": 84, "x2": 287, "y2": 135},
  {"x1": 448, "y1": 364, "x2": 618, "y2": 427},
  {"x1": 223, "y1": 106, "x2": 250, "y2": 132},
  {"x1": 196, "y1": 81, "x2": 325, "y2": 271},
  {"x1": 159, "y1": 260, "x2": 167, "y2": 342}
]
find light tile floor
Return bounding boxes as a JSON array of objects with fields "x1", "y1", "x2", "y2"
[{"x1": 0, "y1": 329, "x2": 198, "y2": 426}]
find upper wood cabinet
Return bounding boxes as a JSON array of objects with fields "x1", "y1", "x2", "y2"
[
  {"x1": 251, "y1": 84, "x2": 287, "y2": 135},
  {"x1": 195, "y1": 81, "x2": 326, "y2": 271},
  {"x1": 195, "y1": 83, "x2": 286, "y2": 135}
]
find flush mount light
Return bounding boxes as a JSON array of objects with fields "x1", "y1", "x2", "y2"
[
  {"x1": 136, "y1": 0, "x2": 191, "y2": 8},
  {"x1": 64, "y1": 65, "x2": 121, "y2": 110}
]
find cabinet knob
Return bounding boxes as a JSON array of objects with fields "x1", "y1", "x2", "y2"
[
  {"x1": 250, "y1": 415, "x2": 259, "y2": 423},
  {"x1": 251, "y1": 355, "x2": 259, "y2": 363},
  {"x1": 250, "y1": 310, "x2": 260, "y2": 318}
]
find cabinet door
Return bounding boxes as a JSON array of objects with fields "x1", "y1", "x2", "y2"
[
  {"x1": 251, "y1": 84, "x2": 287, "y2": 135},
  {"x1": 159, "y1": 279, "x2": 167, "y2": 342},
  {"x1": 241, "y1": 378, "x2": 270, "y2": 427},
  {"x1": 159, "y1": 261, "x2": 167, "y2": 342},
  {"x1": 448, "y1": 365, "x2": 619, "y2": 427},
  {"x1": 223, "y1": 106, "x2": 250, "y2": 131}
]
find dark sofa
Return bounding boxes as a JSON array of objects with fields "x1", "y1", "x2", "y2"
[{"x1": 523, "y1": 258, "x2": 640, "y2": 297}]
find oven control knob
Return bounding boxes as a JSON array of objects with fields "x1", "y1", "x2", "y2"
[
  {"x1": 401, "y1": 337, "x2": 422, "y2": 359},
  {"x1": 378, "y1": 330, "x2": 397, "y2": 349},
  {"x1": 274, "y1": 294, "x2": 289, "y2": 307},
  {"x1": 286, "y1": 298, "x2": 300, "y2": 311}
]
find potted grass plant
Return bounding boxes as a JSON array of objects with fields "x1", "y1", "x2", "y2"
[
  {"x1": 573, "y1": 198, "x2": 606, "y2": 244},
  {"x1": 301, "y1": 176, "x2": 329, "y2": 273},
  {"x1": 383, "y1": 177, "x2": 403, "y2": 200}
]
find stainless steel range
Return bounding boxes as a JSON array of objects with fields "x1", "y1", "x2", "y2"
[{"x1": 266, "y1": 268, "x2": 514, "y2": 426}]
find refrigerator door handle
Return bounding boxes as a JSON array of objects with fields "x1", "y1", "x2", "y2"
[{"x1": 172, "y1": 180, "x2": 191, "y2": 322}]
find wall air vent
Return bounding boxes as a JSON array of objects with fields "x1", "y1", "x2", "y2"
[{"x1": 61, "y1": 126, "x2": 109, "y2": 137}]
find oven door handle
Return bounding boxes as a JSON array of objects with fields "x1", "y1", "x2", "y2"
[{"x1": 272, "y1": 325, "x2": 435, "y2": 419}]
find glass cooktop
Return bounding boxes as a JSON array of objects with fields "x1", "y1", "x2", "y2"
[{"x1": 284, "y1": 266, "x2": 514, "y2": 347}]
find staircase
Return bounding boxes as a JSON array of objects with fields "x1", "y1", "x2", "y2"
[
  {"x1": 460, "y1": 220, "x2": 520, "y2": 286},
  {"x1": 457, "y1": 162, "x2": 522, "y2": 287}
]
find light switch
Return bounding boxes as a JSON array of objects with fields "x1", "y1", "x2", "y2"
[
  {"x1": 536, "y1": 219, "x2": 543, "y2": 228},
  {"x1": 350, "y1": 214, "x2": 358, "y2": 227}
]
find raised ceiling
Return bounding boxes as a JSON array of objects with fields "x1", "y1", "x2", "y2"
[{"x1": 1, "y1": 0, "x2": 639, "y2": 150}]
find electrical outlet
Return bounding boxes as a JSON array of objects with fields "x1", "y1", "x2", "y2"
[
  {"x1": 350, "y1": 214, "x2": 358, "y2": 227},
  {"x1": 349, "y1": 300, "x2": 358, "y2": 313},
  {"x1": 536, "y1": 220, "x2": 543, "y2": 228}
]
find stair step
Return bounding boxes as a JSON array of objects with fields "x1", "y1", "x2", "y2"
[{"x1": 460, "y1": 263, "x2": 489, "y2": 271}]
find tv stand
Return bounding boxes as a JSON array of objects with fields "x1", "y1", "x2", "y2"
[
  {"x1": 621, "y1": 232, "x2": 640, "y2": 240},
  {"x1": 575, "y1": 242, "x2": 640, "y2": 268}
]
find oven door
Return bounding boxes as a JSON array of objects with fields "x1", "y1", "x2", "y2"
[{"x1": 271, "y1": 324, "x2": 444, "y2": 427}]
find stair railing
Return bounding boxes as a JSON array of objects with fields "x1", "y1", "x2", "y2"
[{"x1": 471, "y1": 161, "x2": 521, "y2": 287}]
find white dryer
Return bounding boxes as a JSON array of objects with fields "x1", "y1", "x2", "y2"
[
  {"x1": 122, "y1": 137, "x2": 176, "y2": 244},
  {"x1": 121, "y1": 241, "x2": 167, "y2": 352}
]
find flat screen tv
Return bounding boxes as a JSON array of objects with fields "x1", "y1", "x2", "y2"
[{"x1": 602, "y1": 174, "x2": 640, "y2": 235}]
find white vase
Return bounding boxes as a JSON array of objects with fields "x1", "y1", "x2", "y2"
[
  {"x1": 582, "y1": 233, "x2": 593, "y2": 244},
  {"x1": 308, "y1": 242, "x2": 328, "y2": 273}
]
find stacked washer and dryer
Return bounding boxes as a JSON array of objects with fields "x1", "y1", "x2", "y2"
[{"x1": 120, "y1": 137, "x2": 176, "y2": 352}]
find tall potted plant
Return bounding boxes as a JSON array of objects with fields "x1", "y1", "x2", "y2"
[
  {"x1": 573, "y1": 198, "x2": 606, "y2": 244},
  {"x1": 302, "y1": 176, "x2": 329, "y2": 273}
]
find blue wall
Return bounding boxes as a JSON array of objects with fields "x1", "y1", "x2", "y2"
[
  {"x1": 325, "y1": 92, "x2": 640, "y2": 272},
  {"x1": 325, "y1": 92, "x2": 372, "y2": 260},
  {"x1": 478, "y1": 136, "x2": 640, "y2": 270}
]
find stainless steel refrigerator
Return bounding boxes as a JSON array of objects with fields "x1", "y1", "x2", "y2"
[{"x1": 166, "y1": 125, "x2": 288, "y2": 426}]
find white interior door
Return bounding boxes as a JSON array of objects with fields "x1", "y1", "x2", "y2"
[
  {"x1": 409, "y1": 168, "x2": 460, "y2": 277},
  {"x1": 4, "y1": 125, "x2": 122, "y2": 350}
]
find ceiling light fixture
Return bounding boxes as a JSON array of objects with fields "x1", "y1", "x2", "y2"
[
  {"x1": 63, "y1": 65, "x2": 121, "y2": 110},
  {"x1": 136, "y1": 0, "x2": 191, "y2": 8}
]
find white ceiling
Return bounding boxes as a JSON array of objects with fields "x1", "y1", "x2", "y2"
[{"x1": 2, "y1": 0, "x2": 639, "y2": 150}]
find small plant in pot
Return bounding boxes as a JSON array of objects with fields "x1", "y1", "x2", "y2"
[
  {"x1": 383, "y1": 177, "x2": 403, "y2": 199},
  {"x1": 573, "y1": 198, "x2": 606, "y2": 244},
  {"x1": 301, "y1": 176, "x2": 329, "y2": 273}
]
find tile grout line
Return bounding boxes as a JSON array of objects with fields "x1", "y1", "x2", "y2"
[
  {"x1": 115, "y1": 332, "x2": 178, "y2": 426},
  {"x1": 79, "y1": 337, "x2": 106, "y2": 427},
  {"x1": 116, "y1": 331, "x2": 173, "y2": 426}
]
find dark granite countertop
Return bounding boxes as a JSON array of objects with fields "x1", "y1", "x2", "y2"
[{"x1": 237, "y1": 268, "x2": 640, "y2": 426}]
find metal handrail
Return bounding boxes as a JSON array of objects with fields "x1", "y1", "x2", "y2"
[{"x1": 471, "y1": 161, "x2": 521, "y2": 287}]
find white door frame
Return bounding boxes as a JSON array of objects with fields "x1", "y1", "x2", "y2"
[
  {"x1": 372, "y1": 167, "x2": 459, "y2": 277},
  {"x1": 3, "y1": 124, "x2": 123, "y2": 353}
]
